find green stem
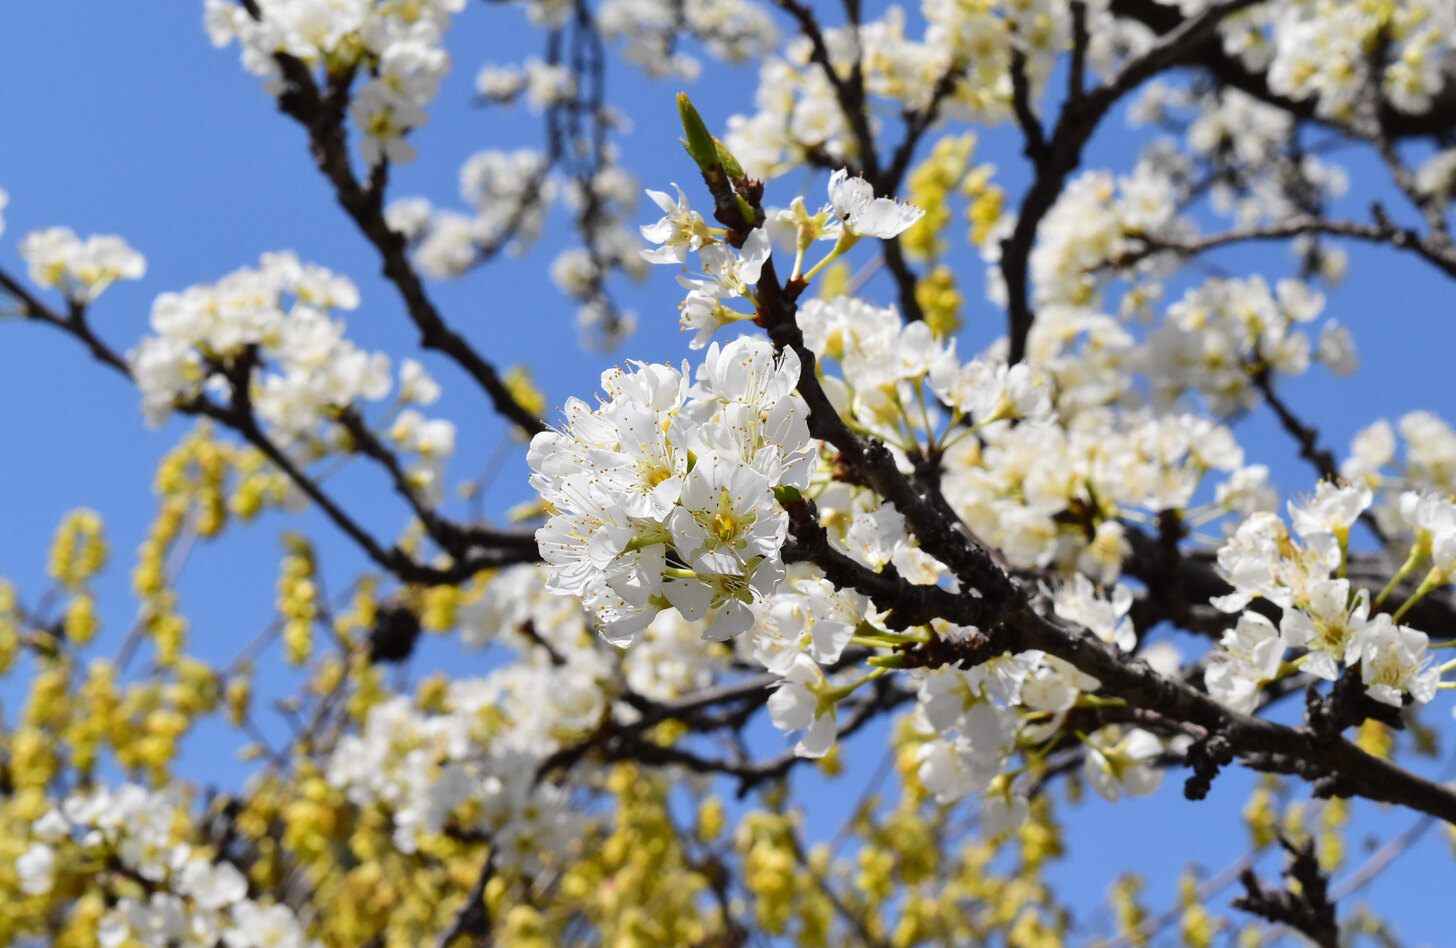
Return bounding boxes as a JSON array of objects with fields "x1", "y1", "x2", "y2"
[
  {"x1": 1391, "y1": 568, "x2": 1445, "y2": 624},
  {"x1": 1375, "y1": 543, "x2": 1428, "y2": 607},
  {"x1": 803, "y1": 231, "x2": 857, "y2": 282},
  {"x1": 622, "y1": 533, "x2": 669, "y2": 554},
  {"x1": 1273, "y1": 657, "x2": 1305, "y2": 681},
  {"x1": 850, "y1": 630, "x2": 925, "y2": 650},
  {"x1": 914, "y1": 383, "x2": 936, "y2": 451},
  {"x1": 825, "y1": 666, "x2": 887, "y2": 702},
  {"x1": 1075, "y1": 694, "x2": 1128, "y2": 709}
]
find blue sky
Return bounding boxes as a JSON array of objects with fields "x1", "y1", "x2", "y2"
[{"x1": 0, "y1": 2, "x2": 1451, "y2": 944}]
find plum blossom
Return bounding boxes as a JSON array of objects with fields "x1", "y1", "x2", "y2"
[
  {"x1": 1279, "y1": 578, "x2": 1370, "y2": 680},
  {"x1": 16, "y1": 843, "x2": 55, "y2": 895},
  {"x1": 826, "y1": 169, "x2": 925, "y2": 240},
  {"x1": 767, "y1": 653, "x2": 838, "y2": 757},
  {"x1": 19, "y1": 227, "x2": 145, "y2": 303},
  {"x1": 639, "y1": 184, "x2": 713, "y2": 264},
  {"x1": 1346, "y1": 616, "x2": 1441, "y2": 708},
  {"x1": 1204, "y1": 612, "x2": 1285, "y2": 713},
  {"x1": 1084, "y1": 727, "x2": 1165, "y2": 803},
  {"x1": 678, "y1": 227, "x2": 772, "y2": 299},
  {"x1": 530, "y1": 338, "x2": 811, "y2": 644}
]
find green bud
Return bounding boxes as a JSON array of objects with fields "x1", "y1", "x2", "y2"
[
  {"x1": 714, "y1": 137, "x2": 745, "y2": 179},
  {"x1": 735, "y1": 194, "x2": 759, "y2": 227},
  {"x1": 772, "y1": 485, "x2": 802, "y2": 506},
  {"x1": 677, "y1": 92, "x2": 722, "y2": 175}
]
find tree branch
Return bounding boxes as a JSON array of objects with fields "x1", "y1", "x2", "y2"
[
  {"x1": 436, "y1": 847, "x2": 496, "y2": 948},
  {"x1": 1107, "y1": 214, "x2": 1456, "y2": 279},
  {"x1": 4, "y1": 264, "x2": 532, "y2": 587},
  {"x1": 269, "y1": 53, "x2": 546, "y2": 437},
  {"x1": 1001, "y1": 0, "x2": 1264, "y2": 363}
]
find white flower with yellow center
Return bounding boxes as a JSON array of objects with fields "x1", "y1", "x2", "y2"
[
  {"x1": 664, "y1": 555, "x2": 785, "y2": 641},
  {"x1": 640, "y1": 184, "x2": 713, "y2": 265},
  {"x1": 668, "y1": 454, "x2": 785, "y2": 575},
  {"x1": 1346, "y1": 615, "x2": 1440, "y2": 708},
  {"x1": 827, "y1": 168, "x2": 925, "y2": 240},
  {"x1": 677, "y1": 228, "x2": 771, "y2": 299}
]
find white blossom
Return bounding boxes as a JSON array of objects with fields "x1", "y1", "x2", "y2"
[
  {"x1": 826, "y1": 169, "x2": 925, "y2": 240},
  {"x1": 1084, "y1": 727, "x2": 1165, "y2": 803}
]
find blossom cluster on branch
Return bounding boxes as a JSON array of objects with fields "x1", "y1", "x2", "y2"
[{"x1": 5, "y1": 0, "x2": 1456, "y2": 946}]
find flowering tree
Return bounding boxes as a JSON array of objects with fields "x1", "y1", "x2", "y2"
[{"x1": 5, "y1": 0, "x2": 1456, "y2": 945}]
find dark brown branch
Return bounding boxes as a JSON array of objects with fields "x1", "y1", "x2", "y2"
[
  {"x1": 1107, "y1": 214, "x2": 1456, "y2": 279},
  {"x1": 538, "y1": 648, "x2": 885, "y2": 793},
  {"x1": 0, "y1": 269, "x2": 131, "y2": 378},
  {"x1": 334, "y1": 409, "x2": 538, "y2": 564},
  {"x1": 269, "y1": 53, "x2": 546, "y2": 437},
  {"x1": 777, "y1": 4, "x2": 972, "y2": 329},
  {"x1": 1250, "y1": 370, "x2": 1389, "y2": 545},
  {"x1": 203, "y1": 395, "x2": 524, "y2": 585},
  {"x1": 772, "y1": 0, "x2": 879, "y2": 181},
  {"x1": 338, "y1": 408, "x2": 469, "y2": 553},
  {"x1": 1232, "y1": 837, "x2": 1337, "y2": 948},
  {"x1": 436, "y1": 847, "x2": 496, "y2": 948},
  {"x1": 4, "y1": 265, "x2": 532, "y2": 587},
  {"x1": 1249, "y1": 373, "x2": 1335, "y2": 477},
  {"x1": 1008, "y1": 48, "x2": 1047, "y2": 162},
  {"x1": 728, "y1": 677, "x2": 911, "y2": 797},
  {"x1": 1109, "y1": 0, "x2": 1456, "y2": 142},
  {"x1": 1001, "y1": 0, "x2": 1264, "y2": 363},
  {"x1": 672, "y1": 132, "x2": 1456, "y2": 826},
  {"x1": 1067, "y1": 1, "x2": 1090, "y2": 104},
  {"x1": 878, "y1": 63, "x2": 965, "y2": 195}
]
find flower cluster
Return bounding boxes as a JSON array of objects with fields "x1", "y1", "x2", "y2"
[
  {"x1": 328, "y1": 693, "x2": 586, "y2": 872},
  {"x1": 635, "y1": 170, "x2": 924, "y2": 352},
  {"x1": 1149, "y1": 275, "x2": 1356, "y2": 414},
  {"x1": 797, "y1": 292, "x2": 1273, "y2": 582},
  {"x1": 1260, "y1": 1, "x2": 1456, "y2": 120},
  {"x1": 914, "y1": 622, "x2": 1172, "y2": 822},
  {"x1": 725, "y1": 7, "x2": 965, "y2": 178},
  {"x1": 1022, "y1": 159, "x2": 1189, "y2": 313},
  {"x1": 722, "y1": 2, "x2": 1165, "y2": 180},
  {"x1": 462, "y1": 563, "x2": 729, "y2": 700},
  {"x1": 129, "y1": 253, "x2": 454, "y2": 501},
  {"x1": 597, "y1": 0, "x2": 777, "y2": 80},
  {"x1": 388, "y1": 145, "x2": 564, "y2": 285},
  {"x1": 204, "y1": 0, "x2": 465, "y2": 165},
  {"x1": 530, "y1": 337, "x2": 815, "y2": 644},
  {"x1": 983, "y1": 134, "x2": 1355, "y2": 418},
  {"x1": 16, "y1": 1, "x2": 1456, "y2": 944},
  {"x1": 130, "y1": 252, "x2": 369, "y2": 426},
  {"x1": 326, "y1": 559, "x2": 744, "y2": 864},
  {"x1": 16, "y1": 783, "x2": 317, "y2": 948},
  {"x1": 475, "y1": 58, "x2": 575, "y2": 108},
  {"x1": 399, "y1": 143, "x2": 646, "y2": 348},
  {"x1": 18, "y1": 226, "x2": 145, "y2": 304},
  {"x1": 1343, "y1": 410, "x2": 1456, "y2": 540},
  {"x1": 1207, "y1": 481, "x2": 1446, "y2": 712}
]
